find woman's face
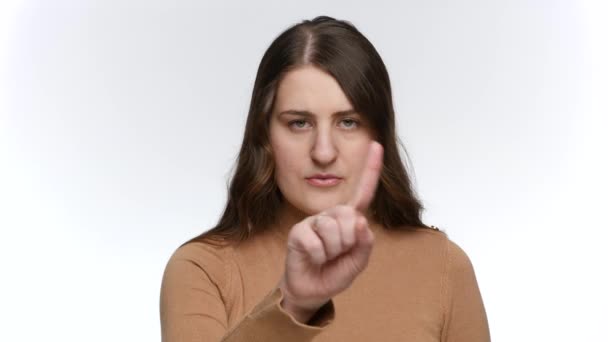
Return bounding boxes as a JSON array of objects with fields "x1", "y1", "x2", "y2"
[{"x1": 269, "y1": 65, "x2": 374, "y2": 217}]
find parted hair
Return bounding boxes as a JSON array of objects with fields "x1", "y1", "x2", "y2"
[{"x1": 187, "y1": 16, "x2": 432, "y2": 246}]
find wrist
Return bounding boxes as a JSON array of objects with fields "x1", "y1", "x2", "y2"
[{"x1": 280, "y1": 298, "x2": 318, "y2": 324}]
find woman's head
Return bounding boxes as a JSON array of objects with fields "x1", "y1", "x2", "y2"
[
  {"x1": 269, "y1": 64, "x2": 376, "y2": 217},
  {"x1": 194, "y1": 16, "x2": 429, "y2": 244}
]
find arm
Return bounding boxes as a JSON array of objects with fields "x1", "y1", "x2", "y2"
[
  {"x1": 159, "y1": 243, "x2": 335, "y2": 342},
  {"x1": 440, "y1": 240, "x2": 491, "y2": 342}
]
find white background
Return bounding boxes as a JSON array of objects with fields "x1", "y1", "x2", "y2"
[{"x1": 1, "y1": 1, "x2": 606, "y2": 341}]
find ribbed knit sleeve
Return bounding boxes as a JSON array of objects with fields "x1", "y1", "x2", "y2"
[
  {"x1": 440, "y1": 239, "x2": 491, "y2": 342},
  {"x1": 159, "y1": 242, "x2": 335, "y2": 342}
]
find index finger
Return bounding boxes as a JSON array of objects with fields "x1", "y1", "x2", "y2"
[{"x1": 348, "y1": 141, "x2": 384, "y2": 212}]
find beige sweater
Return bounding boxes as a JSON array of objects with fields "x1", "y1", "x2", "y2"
[{"x1": 160, "y1": 224, "x2": 490, "y2": 341}]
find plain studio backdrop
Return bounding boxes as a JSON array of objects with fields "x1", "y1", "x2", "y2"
[{"x1": 1, "y1": 0, "x2": 606, "y2": 341}]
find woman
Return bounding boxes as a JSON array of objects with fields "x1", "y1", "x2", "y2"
[{"x1": 160, "y1": 16, "x2": 490, "y2": 341}]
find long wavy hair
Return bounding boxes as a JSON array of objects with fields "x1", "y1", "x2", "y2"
[{"x1": 187, "y1": 16, "x2": 432, "y2": 246}]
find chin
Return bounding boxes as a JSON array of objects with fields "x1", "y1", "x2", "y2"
[
  {"x1": 281, "y1": 187, "x2": 346, "y2": 216},
  {"x1": 300, "y1": 197, "x2": 342, "y2": 215}
]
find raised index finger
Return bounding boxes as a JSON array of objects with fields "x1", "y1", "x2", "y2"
[{"x1": 348, "y1": 141, "x2": 384, "y2": 212}]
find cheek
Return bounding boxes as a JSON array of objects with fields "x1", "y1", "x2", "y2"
[
  {"x1": 272, "y1": 141, "x2": 303, "y2": 181},
  {"x1": 345, "y1": 140, "x2": 373, "y2": 171}
]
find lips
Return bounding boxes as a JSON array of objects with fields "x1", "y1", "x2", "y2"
[
  {"x1": 307, "y1": 173, "x2": 340, "y2": 180},
  {"x1": 306, "y1": 174, "x2": 342, "y2": 187}
]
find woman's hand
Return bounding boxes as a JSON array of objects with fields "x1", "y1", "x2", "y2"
[{"x1": 278, "y1": 141, "x2": 384, "y2": 323}]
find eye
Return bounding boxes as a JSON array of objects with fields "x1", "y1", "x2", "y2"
[
  {"x1": 339, "y1": 118, "x2": 360, "y2": 129},
  {"x1": 288, "y1": 119, "x2": 311, "y2": 130}
]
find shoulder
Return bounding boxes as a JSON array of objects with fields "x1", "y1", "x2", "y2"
[
  {"x1": 162, "y1": 238, "x2": 237, "y2": 288},
  {"x1": 410, "y1": 226, "x2": 476, "y2": 273},
  {"x1": 379, "y1": 224, "x2": 449, "y2": 249},
  {"x1": 444, "y1": 238, "x2": 478, "y2": 284},
  {"x1": 171, "y1": 239, "x2": 235, "y2": 264},
  {"x1": 405, "y1": 225, "x2": 471, "y2": 259},
  {"x1": 372, "y1": 224, "x2": 450, "y2": 268},
  {"x1": 398, "y1": 227, "x2": 481, "y2": 295},
  {"x1": 380, "y1": 225, "x2": 475, "y2": 268},
  {"x1": 405, "y1": 227, "x2": 481, "y2": 293}
]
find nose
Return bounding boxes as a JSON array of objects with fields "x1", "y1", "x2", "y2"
[{"x1": 310, "y1": 125, "x2": 338, "y2": 165}]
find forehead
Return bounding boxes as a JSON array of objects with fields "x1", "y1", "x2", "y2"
[{"x1": 273, "y1": 65, "x2": 354, "y2": 116}]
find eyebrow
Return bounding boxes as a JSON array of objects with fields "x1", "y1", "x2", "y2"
[{"x1": 278, "y1": 109, "x2": 358, "y2": 118}]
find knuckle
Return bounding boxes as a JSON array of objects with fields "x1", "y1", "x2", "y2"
[
  {"x1": 345, "y1": 206, "x2": 358, "y2": 219},
  {"x1": 358, "y1": 216, "x2": 368, "y2": 226},
  {"x1": 339, "y1": 204, "x2": 354, "y2": 215},
  {"x1": 342, "y1": 236, "x2": 355, "y2": 249},
  {"x1": 317, "y1": 214, "x2": 331, "y2": 224},
  {"x1": 317, "y1": 215, "x2": 336, "y2": 228},
  {"x1": 304, "y1": 238, "x2": 324, "y2": 253},
  {"x1": 326, "y1": 216, "x2": 339, "y2": 227},
  {"x1": 293, "y1": 221, "x2": 307, "y2": 232}
]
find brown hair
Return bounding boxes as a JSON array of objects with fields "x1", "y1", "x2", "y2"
[{"x1": 187, "y1": 16, "x2": 432, "y2": 246}]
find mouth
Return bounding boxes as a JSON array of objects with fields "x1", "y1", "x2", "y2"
[{"x1": 305, "y1": 175, "x2": 343, "y2": 187}]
